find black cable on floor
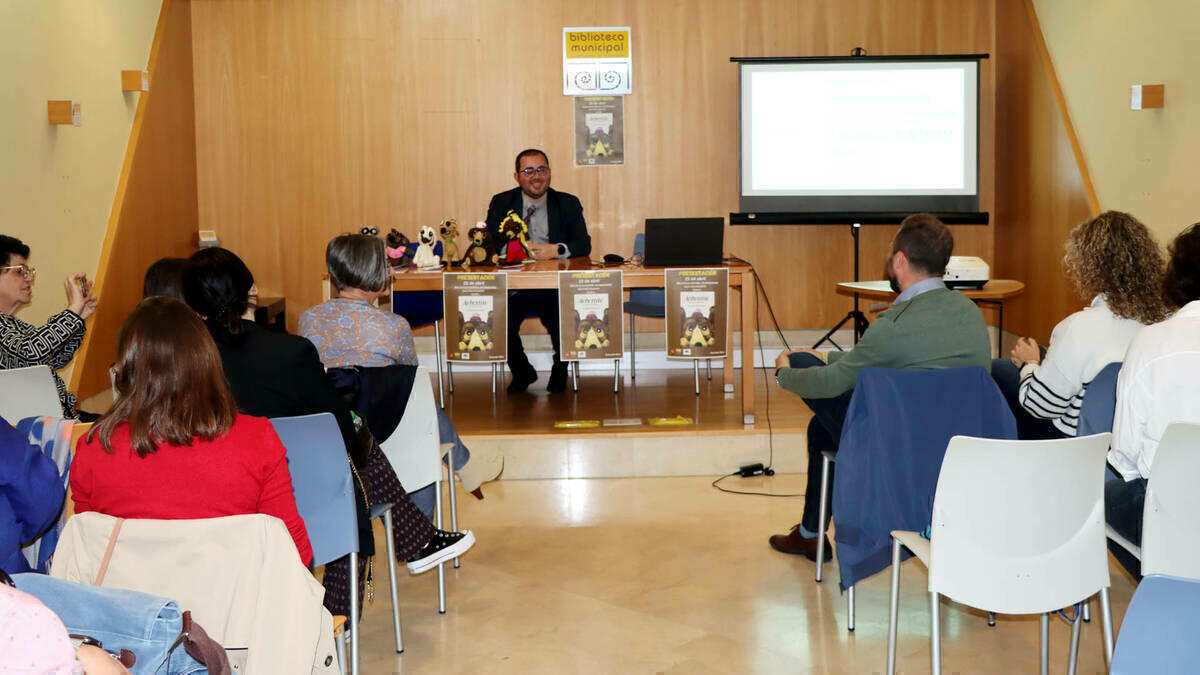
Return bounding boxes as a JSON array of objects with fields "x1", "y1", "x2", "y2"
[{"x1": 710, "y1": 260, "x2": 803, "y2": 498}]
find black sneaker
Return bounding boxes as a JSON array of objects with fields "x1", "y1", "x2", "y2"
[
  {"x1": 506, "y1": 366, "x2": 538, "y2": 393},
  {"x1": 406, "y1": 529, "x2": 475, "y2": 574},
  {"x1": 547, "y1": 363, "x2": 568, "y2": 393}
]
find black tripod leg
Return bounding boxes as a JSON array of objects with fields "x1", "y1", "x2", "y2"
[{"x1": 813, "y1": 312, "x2": 854, "y2": 351}]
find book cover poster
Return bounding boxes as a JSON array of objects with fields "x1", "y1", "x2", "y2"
[
  {"x1": 574, "y1": 96, "x2": 624, "y2": 167},
  {"x1": 664, "y1": 268, "x2": 728, "y2": 359},
  {"x1": 557, "y1": 270, "x2": 623, "y2": 361},
  {"x1": 443, "y1": 272, "x2": 507, "y2": 362}
]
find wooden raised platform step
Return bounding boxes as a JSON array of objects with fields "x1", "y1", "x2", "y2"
[{"x1": 443, "y1": 367, "x2": 813, "y2": 480}]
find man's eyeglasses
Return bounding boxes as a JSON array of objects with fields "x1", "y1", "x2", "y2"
[
  {"x1": 0, "y1": 264, "x2": 35, "y2": 279},
  {"x1": 519, "y1": 166, "x2": 550, "y2": 177}
]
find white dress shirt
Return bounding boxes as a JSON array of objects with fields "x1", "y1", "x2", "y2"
[
  {"x1": 1109, "y1": 300, "x2": 1200, "y2": 480},
  {"x1": 1018, "y1": 295, "x2": 1146, "y2": 436}
]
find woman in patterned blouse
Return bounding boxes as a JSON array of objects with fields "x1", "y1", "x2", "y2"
[
  {"x1": 300, "y1": 234, "x2": 502, "y2": 500},
  {"x1": 0, "y1": 235, "x2": 98, "y2": 420}
]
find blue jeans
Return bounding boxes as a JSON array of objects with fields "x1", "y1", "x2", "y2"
[
  {"x1": 990, "y1": 358, "x2": 1068, "y2": 440},
  {"x1": 14, "y1": 573, "x2": 206, "y2": 674},
  {"x1": 409, "y1": 406, "x2": 471, "y2": 519},
  {"x1": 1105, "y1": 477, "x2": 1146, "y2": 581}
]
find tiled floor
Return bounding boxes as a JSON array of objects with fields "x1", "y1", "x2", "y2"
[{"x1": 354, "y1": 474, "x2": 1134, "y2": 674}]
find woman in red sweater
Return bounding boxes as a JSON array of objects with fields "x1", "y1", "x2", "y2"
[{"x1": 72, "y1": 297, "x2": 312, "y2": 565}]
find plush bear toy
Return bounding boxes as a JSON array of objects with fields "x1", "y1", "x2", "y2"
[
  {"x1": 385, "y1": 228, "x2": 415, "y2": 268},
  {"x1": 495, "y1": 210, "x2": 533, "y2": 265},
  {"x1": 462, "y1": 222, "x2": 493, "y2": 267},
  {"x1": 440, "y1": 219, "x2": 462, "y2": 266}
]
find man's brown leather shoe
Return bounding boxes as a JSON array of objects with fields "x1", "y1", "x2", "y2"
[{"x1": 768, "y1": 524, "x2": 833, "y2": 561}]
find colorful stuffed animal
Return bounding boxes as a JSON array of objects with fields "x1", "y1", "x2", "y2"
[
  {"x1": 384, "y1": 228, "x2": 414, "y2": 267},
  {"x1": 463, "y1": 222, "x2": 492, "y2": 267},
  {"x1": 440, "y1": 219, "x2": 462, "y2": 266},
  {"x1": 495, "y1": 210, "x2": 533, "y2": 265},
  {"x1": 413, "y1": 225, "x2": 442, "y2": 269}
]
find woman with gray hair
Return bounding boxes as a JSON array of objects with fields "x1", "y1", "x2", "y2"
[{"x1": 300, "y1": 234, "x2": 501, "y2": 503}]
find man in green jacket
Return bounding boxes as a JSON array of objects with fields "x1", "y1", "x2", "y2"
[{"x1": 769, "y1": 213, "x2": 992, "y2": 561}]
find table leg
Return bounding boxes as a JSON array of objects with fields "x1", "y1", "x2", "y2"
[
  {"x1": 741, "y1": 272, "x2": 757, "y2": 425},
  {"x1": 723, "y1": 310, "x2": 735, "y2": 394}
]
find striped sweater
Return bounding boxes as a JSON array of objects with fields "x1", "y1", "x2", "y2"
[{"x1": 1017, "y1": 295, "x2": 1144, "y2": 436}]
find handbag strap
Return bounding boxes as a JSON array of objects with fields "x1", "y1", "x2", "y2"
[{"x1": 93, "y1": 517, "x2": 125, "y2": 586}]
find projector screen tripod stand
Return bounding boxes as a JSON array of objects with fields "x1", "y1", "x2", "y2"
[{"x1": 813, "y1": 222, "x2": 870, "y2": 350}]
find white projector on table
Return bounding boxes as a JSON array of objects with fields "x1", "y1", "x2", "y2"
[{"x1": 943, "y1": 256, "x2": 989, "y2": 289}]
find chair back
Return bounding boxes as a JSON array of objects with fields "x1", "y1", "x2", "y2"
[
  {"x1": 832, "y1": 366, "x2": 1016, "y2": 588},
  {"x1": 626, "y1": 233, "x2": 666, "y2": 313},
  {"x1": 392, "y1": 290, "x2": 444, "y2": 329},
  {"x1": 929, "y1": 433, "x2": 1111, "y2": 613},
  {"x1": 269, "y1": 413, "x2": 358, "y2": 567},
  {"x1": 0, "y1": 365, "x2": 62, "y2": 420},
  {"x1": 1077, "y1": 361, "x2": 1121, "y2": 436},
  {"x1": 1140, "y1": 422, "x2": 1200, "y2": 579},
  {"x1": 379, "y1": 367, "x2": 441, "y2": 493}
]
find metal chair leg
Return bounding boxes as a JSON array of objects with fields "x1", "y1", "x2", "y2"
[
  {"x1": 613, "y1": 360, "x2": 620, "y2": 393},
  {"x1": 887, "y1": 538, "x2": 901, "y2": 675},
  {"x1": 490, "y1": 363, "x2": 496, "y2": 394},
  {"x1": 1067, "y1": 603, "x2": 1082, "y2": 675},
  {"x1": 629, "y1": 314, "x2": 636, "y2": 380},
  {"x1": 1100, "y1": 587, "x2": 1114, "y2": 668},
  {"x1": 335, "y1": 629, "x2": 347, "y2": 675},
  {"x1": 847, "y1": 585, "x2": 855, "y2": 632},
  {"x1": 349, "y1": 551, "x2": 359, "y2": 674},
  {"x1": 434, "y1": 321, "x2": 445, "y2": 408},
  {"x1": 988, "y1": 612, "x2": 996, "y2": 626},
  {"x1": 435, "y1": 479, "x2": 445, "y2": 614},
  {"x1": 816, "y1": 454, "x2": 832, "y2": 582},
  {"x1": 447, "y1": 360, "x2": 455, "y2": 393},
  {"x1": 1081, "y1": 597, "x2": 1091, "y2": 622},
  {"x1": 706, "y1": 358, "x2": 712, "y2": 380},
  {"x1": 572, "y1": 361, "x2": 579, "y2": 392},
  {"x1": 1040, "y1": 612, "x2": 1049, "y2": 675},
  {"x1": 693, "y1": 360, "x2": 700, "y2": 395},
  {"x1": 382, "y1": 510, "x2": 403, "y2": 653},
  {"x1": 930, "y1": 592, "x2": 941, "y2": 675},
  {"x1": 446, "y1": 443, "x2": 459, "y2": 568}
]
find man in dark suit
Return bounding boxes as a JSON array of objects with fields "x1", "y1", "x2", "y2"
[{"x1": 485, "y1": 149, "x2": 591, "y2": 393}]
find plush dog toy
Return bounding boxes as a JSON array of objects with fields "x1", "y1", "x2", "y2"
[
  {"x1": 574, "y1": 309, "x2": 611, "y2": 350},
  {"x1": 440, "y1": 219, "x2": 461, "y2": 266},
  {"x1": 679, "y1": 307, "x2": 717, "y2": 348},
  {"x1": 457, "y1": 311, "x2": 494, "y2": 353},
  {"x1": 413, "y1": 225, "x2": 442, "y2": 269},
  {"x1": 384, "y1": 228, "x2": 414, "y2": 268},
  {"x1": 495, "y1": 210, "x2": 533, "y2": 265},
  {"x1": 462, "y1": 222, "x2": 493, "y2": 267}
]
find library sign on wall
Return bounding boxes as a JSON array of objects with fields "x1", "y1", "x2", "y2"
[{"x1": 562, "y1": 27, "x2": 632, "y2": 96}]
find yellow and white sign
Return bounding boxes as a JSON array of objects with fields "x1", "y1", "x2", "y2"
[{"x1": 563, "y1": 26, "x2": 632, "y2": 96}]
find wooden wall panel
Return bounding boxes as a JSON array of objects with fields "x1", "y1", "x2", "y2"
[
  {"x1": 69, "y1": 0, "x2": 200, "y2": 399},
  {"x1": 992, "y1": 0, "x2": 1092, "y2": 345},
  {"x1": 190, "y1": 0, "x2": 997, "y2": 333}
]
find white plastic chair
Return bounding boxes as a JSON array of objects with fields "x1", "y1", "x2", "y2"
[
  {"x1": 887, "y1": 434, "x2": 1115, "y2": 675},
  {"x1": 379, "y1": 367, "x2": 459, "y2": 617},
  {"x1": 1110, "y1": 422, "x2": 1200, "y2": 673},
  {"x1": 0, "y1": 365, "x2": 63, "y2": 420}
]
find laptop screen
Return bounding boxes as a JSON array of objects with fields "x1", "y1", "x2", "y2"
[{"x1": 643, "y1": 218, "x2": 724, "y2": 267}]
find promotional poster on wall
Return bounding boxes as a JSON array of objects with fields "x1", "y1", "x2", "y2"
[
  {"x1": 444, "y1": 272, "x2": 508, "y2": 362},
  {"x1": 664, "y1": 268, "x2": 728, "y2": 359},
  {"x1": 574, "y1": 96, "x2": 624, "y2": 167},
  {"x1": 557, "y1": 270, "x2": 624, "y2": 360}
]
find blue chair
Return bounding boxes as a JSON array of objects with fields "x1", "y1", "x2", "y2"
[
  {"x1": 624, "y1": 233, "x2": 711, "y2": 393},
  {"x1": 816, "y1": 366, "x2": 1017, "y2": 631},
  {"x1": 1110, "y1": 422, "x2": 1200, "y2": 674},
  {"x1": 270, "y1": 413, "x2": 402, "y2": 672},
  {"x1": 1078, "y1": 362, "x2": 1121, "y2": 437}
]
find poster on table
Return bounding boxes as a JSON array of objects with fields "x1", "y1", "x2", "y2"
[
  {"x1": 557, "y1": 270, "x2": 624, "y2": 361},
  {"x1": 664, "y1": 268, "x2": 729, "y2": 359},
  {"x1": 562, "y1": 27, "x2": 632, "y2": 96},
  {"x1": 573, "y1": 96, "x2": 624, "y2": 167},
  {"x1": 443, "y1": 272, "x2": 507, "y2": 363}
]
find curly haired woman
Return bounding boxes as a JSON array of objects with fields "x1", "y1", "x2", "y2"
[{"x1": 992, "y1": 211, "x2": 1168, "y2": 439}]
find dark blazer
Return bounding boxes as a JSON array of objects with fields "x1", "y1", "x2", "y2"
[
  {"x1": 485, "y1": 187, "x2": 591, "y2": 258},
  {"x1": 214, "y1": 320, "x2": 357, "y2": 453}
]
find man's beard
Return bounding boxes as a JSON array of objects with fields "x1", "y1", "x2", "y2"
[{"x1": 885, "y1": 255, "x2": 900, "y2": 293}]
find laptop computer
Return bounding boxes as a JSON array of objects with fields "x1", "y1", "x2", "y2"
[{"x1": 643, "y1": 217, "x2": 724, "y2": 267}]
